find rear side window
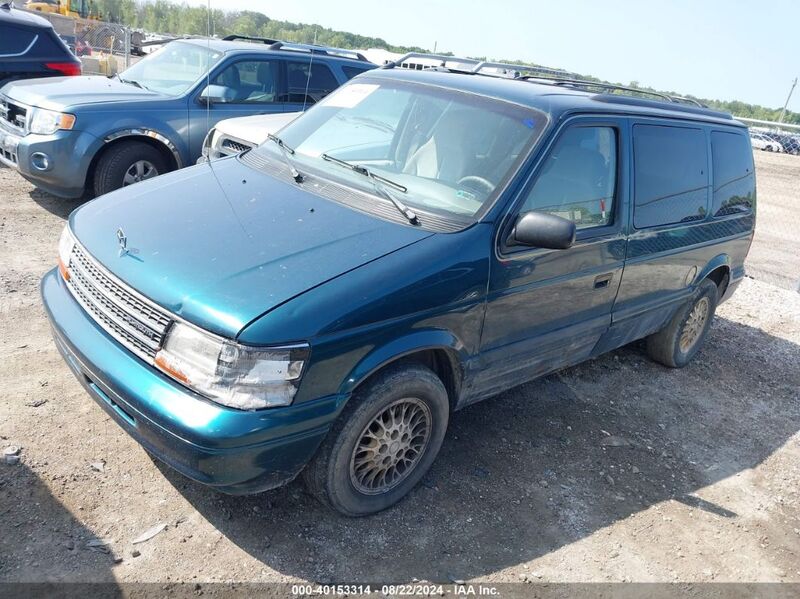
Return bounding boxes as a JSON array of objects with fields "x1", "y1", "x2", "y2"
[
  {"x1": 287, "y1": 62, "x2": 339, "y2": 104},
  {"x1": 0, "y1": 25, "x2": 36, "y2": 56},
  {"x1": 342, "y1": 65, "x2": 372, "y2": 80},
  {"x1": 711, "y1": 131, "x2": 754, "y2": 216},
  {"x1": 633, "y1": 124, "x2": 708, "y2": 228}
]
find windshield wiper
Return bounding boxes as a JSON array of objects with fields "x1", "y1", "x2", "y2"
[
  {"x1": 321, "y1": 153, "x2": 418, "y2": 224},
  {"x1": 115, "y1": 74, "x2": 149, "y2": 91},
  {"x1": 267, "y1": 134, "x2": 304, "y2": 183}
]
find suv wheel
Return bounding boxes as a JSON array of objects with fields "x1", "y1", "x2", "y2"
[
  {"x1": 303, "y1": 363, "x2": 449, "y2": 516},
  {"x1": 93, "y1": 141, "x2": 168, "y2": 197},
  {"x1": 646, "y1": 279, "x2": 719, "y2": 368}
]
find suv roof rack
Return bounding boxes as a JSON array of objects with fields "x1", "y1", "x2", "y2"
[
  {"x1": 222, "y1": 34, "x2": 280, "y2": 45},
  {"x1": 267, "y1": 41, "x2": 370, "y2": 62},
  {"x1": 471, "y1": 60, "x2": 705, "y2": 107},
  {"x1": 382, "y1": 54, "x2": 718, "y2": 114},
  {"x1": 382, "y1": 52, "x2": 481, "y2": 70}
]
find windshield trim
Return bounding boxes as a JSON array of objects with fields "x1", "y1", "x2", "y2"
[{"x1": 255, "y1": 76, "x2": 551, "y2": 227}]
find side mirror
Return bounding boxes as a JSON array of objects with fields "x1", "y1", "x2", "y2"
[
  {"x1": 509, "y1": 211, "x2": 576, "y2": 250},
  {"x1": 199, "y1": 84, "x2": 233, "y2": 105}
]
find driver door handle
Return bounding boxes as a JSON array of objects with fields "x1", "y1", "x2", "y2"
[{"x1": 594, "y1": 273, "x2": 614, "y2": 289}]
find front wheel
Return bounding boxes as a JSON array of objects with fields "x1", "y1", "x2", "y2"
[
  {"x1": 646, "y1": 279, "x2": 719, "y2": 368},
  {"x1": 303, "y1": 364, "x2": 449, "y2": 516},
  {"x1": 93, "y1": 141, "x2": 168, "y2": 197}
]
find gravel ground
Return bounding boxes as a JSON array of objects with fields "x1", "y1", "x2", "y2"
[
  {"x1": 747, "y1": 151, "x2": 800, "y2": 291},
  {"x1": 0, "y1": 161, "x2": 799, "y2": 587}
]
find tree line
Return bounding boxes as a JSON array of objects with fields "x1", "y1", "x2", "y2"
[{"x1": 91, "y1": 0, "x2": 799, "y2": 125}]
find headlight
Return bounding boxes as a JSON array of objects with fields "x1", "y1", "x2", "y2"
[
  {"x1": 29, "y1": 108, "x2": 76, "y2": 135},
  {"x1": 154, "y1": 322, "x2": 308, "y2": 410},
  {"x1": 58, "y1": 225, "x2": 75, "y2": 280}
]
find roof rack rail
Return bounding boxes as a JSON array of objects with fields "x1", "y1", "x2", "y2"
[
  {"x1": 472, "y1": 60, "x2": 578, "y2": 80},
  {"x1": 470, "y1": 61, "x2": 705, "y2": 107},
  {"x1": 382, "y1": 52, "x2": 481, "y2": 70},
  {"x1": 267, "y1": 41, "x2": 370, "y2": 62},
  {"x1": 222, "y1": 34, "x2": 280, "y2": 45},
  {"x1": 527, "y1": 76, "x2": 705, "y2": 107}
]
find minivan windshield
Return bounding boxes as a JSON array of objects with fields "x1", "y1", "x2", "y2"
[
  {"x1": 117, "y1": 41, "x2": 223, "y2": 96},
  {"x1": 259, "y1": 78, "x2": 547, "y2": 218}
]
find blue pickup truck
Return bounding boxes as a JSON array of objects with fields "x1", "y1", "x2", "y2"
[{"x1": 0, "y1": 36, "x2": 374, "y2": 198}]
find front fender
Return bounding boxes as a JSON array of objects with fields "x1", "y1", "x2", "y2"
[{"x1": 338, "y1": 328, "x2": 468, "y2": 398}]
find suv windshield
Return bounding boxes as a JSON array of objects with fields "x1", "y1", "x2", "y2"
[
  {"x1": 259, "y1": 78, "x2": 547, "y2": 218},
  {"x1": 117, "y1": 41, "x2": 223, "y2": 96}
]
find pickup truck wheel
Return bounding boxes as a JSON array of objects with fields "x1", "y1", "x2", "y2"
[
  {"x1": 303, "y1": 364, "x2": 449, "y2": 516},
  {"x1": 93, "y1": 141, "x2": 168, "y2": 197},
  {"x1": 646, "y1": 279, "x2": 719, "y2": 368}
]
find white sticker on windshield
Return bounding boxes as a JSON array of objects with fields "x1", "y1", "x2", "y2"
[{"x1": 324, "y1": 83, "x2": 379, "y2": 108}]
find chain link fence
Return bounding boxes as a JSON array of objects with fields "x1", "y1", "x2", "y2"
[
  {"x1": 736, "y1": 118, "x2": 800, "y2": 292},
  {"x1": 21, "y1": 8, "x2": 143, "y2": 76}
]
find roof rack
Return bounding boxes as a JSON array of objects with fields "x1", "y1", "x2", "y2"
[
  {"x1": 267, "y1": 41, "x2": 370, "y2": 62},
  {"x1": 383, "y1": 54, "x2": 717, "y2": 113},
  {"x1": 382, "y1": 52, "x2": 481, "y2": 70},
  {"x1": 470, "y1": 60, "x2": 704, "y2": 107},
  {"x1": 472, "y1": 60, "x2": 577, "y2": 80},
  {"x1": 222, "y1": 34, "x2": 280, "y2": 45}
]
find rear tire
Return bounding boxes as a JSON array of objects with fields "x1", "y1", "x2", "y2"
[
  {"x1": 303, "y1": 364, "x2": 449, "y2": 516},
  {"x1": 93, "y1": 141, "x2": 168, "y2": 197},
  {"x1": 646, "y1": 279, "x2": 719, "y2": 368}
]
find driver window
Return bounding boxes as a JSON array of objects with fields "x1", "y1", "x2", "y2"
[
  {"x1": 521, "y1": 126, "x2": 617, "y2": 229},
  {"x1": 211, "y1": 60, "x2": 280, "y2": 104}
]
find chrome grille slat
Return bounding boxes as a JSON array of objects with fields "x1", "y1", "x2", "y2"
[
  {"x1": 69, "y1": 264, "x2": 163, "y2": 350},
  {"x1": 221, "y1": 138, "x2": 252, "y2": 154},
  {"x1": 65, "y1": 243, "x2": 173, "y2": 363},
  {"x1": 71, "y1": 246, "x2": 171, "y2": 330}
]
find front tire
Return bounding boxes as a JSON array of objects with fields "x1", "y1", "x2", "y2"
[
  {"x1": 646, "y1": 279, "x2": 719, "y2": 368},
  {"x1": 93, "y1": 141, "x2": 168, "y2": 197},
  {"x1": 303, "y1": 364, "x2": 449, "y2": 516}
]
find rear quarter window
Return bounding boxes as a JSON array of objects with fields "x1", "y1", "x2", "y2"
[
  {"x1": 711, "y1": 130, "x2": 755, "y2": 216},
  {"x1": 633, "y1": 124, "x2": 709, "y2": 228},
  {"x1": 0, "y1": 25, "x2": 37, "y2": 56},
  {"x1": 342, "y1": 65, "x2": 373, "y2": 80}
]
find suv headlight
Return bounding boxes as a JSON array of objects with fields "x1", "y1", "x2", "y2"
[
  {"x1": 154, "y1": 322, "x2": 308, "y2": 410},
  {"x1": 29, "y1": 108, "x2": 76, "y2": 135}
]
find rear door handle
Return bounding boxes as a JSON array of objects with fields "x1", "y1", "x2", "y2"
[{"x1": 594, "y1": 273, "x2": 613, "y2": 289}]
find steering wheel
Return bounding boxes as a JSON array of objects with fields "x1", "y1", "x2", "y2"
[{"x1": 457, "y1": 176, "x2": 495, "y2": 196}]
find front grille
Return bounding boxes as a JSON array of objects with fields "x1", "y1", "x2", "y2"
[
  {"x1": 65, "y1": 244, "x2": 172, "y2": 362},
  {"x1": 0, "y1": 145, "x2": 17, "y2": 165},
  {"x1": 221, "y1": 137, "x2": 252, "y2": 154},
  {"x1": 0, "y1": 96, "x2": 28, "y2": 133}
]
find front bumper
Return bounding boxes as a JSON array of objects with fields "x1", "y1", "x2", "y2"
[
  {"x1": 0, "y1": 126, "x2": 98, "y2": 198},
  {"x1": 41, "y1": 268, "x2": 344, "y2": 494}
]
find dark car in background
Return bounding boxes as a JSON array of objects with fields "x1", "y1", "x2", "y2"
[
  {"x1": 0, "y1": 36, "x2": 374, "y2": 198},
  {"x1": 0, "y1": 2, "x2": 81, "y2": 87}
]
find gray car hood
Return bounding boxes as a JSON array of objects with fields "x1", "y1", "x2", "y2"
[{"x1": 1, "y1": 76, "x2": 162, "y2": 111}]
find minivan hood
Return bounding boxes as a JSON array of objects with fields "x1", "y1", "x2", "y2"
[
  {"x1": 2, "y1": 76, "x2": 162, "y2": 111},
  {"x1": 69, "y1": 157, "x2": 432, "y2": 339}
]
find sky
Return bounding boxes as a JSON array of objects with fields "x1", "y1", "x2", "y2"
[{"x1": 184, "y1": 0, "x2": 798, "y2": 110}]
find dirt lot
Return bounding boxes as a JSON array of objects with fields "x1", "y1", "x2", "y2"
[
  {"x1": 0, "y1": 159, "x2": 799, "y2": 590},
  {"x1": 747, "y1": 151, "x2": 800, "y2": 291}
]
